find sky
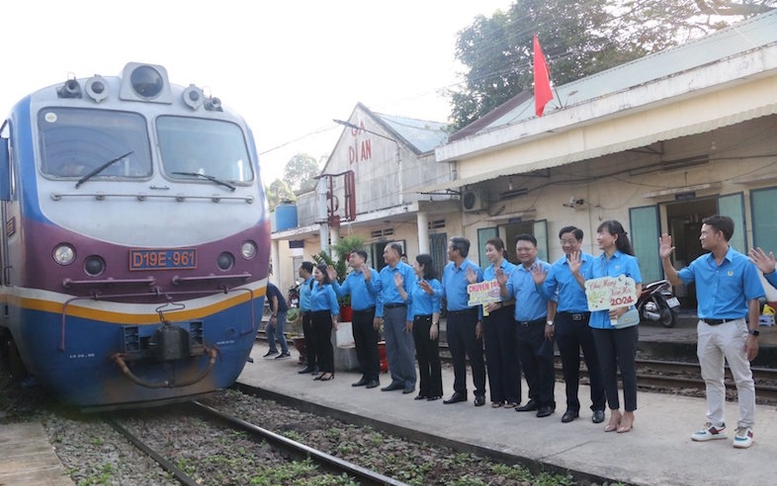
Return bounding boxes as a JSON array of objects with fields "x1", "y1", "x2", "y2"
[{"x1": 2, "y1": 0, "x2": 513, "y2": 185}]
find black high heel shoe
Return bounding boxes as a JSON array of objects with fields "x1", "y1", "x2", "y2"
[
  {"x1": 320, "y1": 373, "x2": 335, "y2": 381},
  {"x1": 313, "y1": 373, "x2": 325, "y2": 381}
]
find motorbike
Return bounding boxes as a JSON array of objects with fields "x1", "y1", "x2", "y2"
[
  {"x1": 638, "y1": 280, "x2": 680, "y2": 328},
  {"x1": 287, "y1": 281, "x2": 301, "y2": 308}
]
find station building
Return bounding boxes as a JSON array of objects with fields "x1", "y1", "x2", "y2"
[{"x1": 270, "y1": 11, "x2": 777, "y2": 312}]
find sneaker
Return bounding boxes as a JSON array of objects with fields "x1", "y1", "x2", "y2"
[
  {"x1": 691, "y1": 422, "x2": 727, "y2": 441},
  {"x1": 274, "y1": 352, "x2": 291, "y2": 360},
  {"x1": 262, "y1": 349, "x2": 279, "y2": 358},
  {"x1": 733, "y1": 426, "x2": 754, "y2": 449}
]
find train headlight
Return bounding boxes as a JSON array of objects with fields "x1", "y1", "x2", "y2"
[
  {"x1": 84, "y1": 256, "x2": 106, "y2": 276},
  {"x1": 53, "y1": 244, "x2": 76, "y2": 265},
  {"x1": 119, "y1": 63, "x2": 172, "y2": 103},
  {"x1": 241, "y1": 241, "x2": 257, "y2": 260},
  {"x1": 217, "y1": 252, "x2": 234, "y2": 270},
  {"x1": 130, "y1": 66, "x2": 164, "y2": 99}
]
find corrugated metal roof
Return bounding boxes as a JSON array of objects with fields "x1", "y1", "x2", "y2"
[
  {"x1": 374, "y1": 112, "x2": 449, "y2": 154},
  {"x1": 481, "y1": 10, "x2": 777, "y2": 132}
]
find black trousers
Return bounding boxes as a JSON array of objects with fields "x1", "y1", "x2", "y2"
[
  {"x1": 515, "y1": 318, "x2": 555, "y2": 408},
  {"x1": 312, "y1": 310, "x2": 334, "y2": 373},
  {"x1": 412, "y1": 314, "x2": 443, "y2": 398},
  {"x1": 592, "y1": 325, "x2": 639, "y2": 411},
  {"x1": 555, "y1": 312, "x2": 606, "y2": 412},
  {"x1": 352, "y1": 308, "x2": 380, "y2": 381},
  {"x1": 447, "y1": 308, "x2": 485, "y2": 397},
  {"x1": 483, "y1": 305, "x2": 520, "y2": 404},
  {"x1": 302, "y1": 311, "x2": 316, "y2": 369}
]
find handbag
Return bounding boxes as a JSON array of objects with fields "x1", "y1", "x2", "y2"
[{"x1": 612, "y1": 308, "x2": 640, "y2": 329}]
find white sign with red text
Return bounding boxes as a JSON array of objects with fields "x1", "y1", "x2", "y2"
[{"x1": 467, "y1": 280, "x2": 502, "y2": 307}]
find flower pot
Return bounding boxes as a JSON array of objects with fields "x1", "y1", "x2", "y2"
[
  {"x1": 378, "y1": 340, "x2": 388, "y2": 373},
  {"x1": 340, "y1": 305, "x2": 353, "y2": 322},
  {"x1": 292, "y1": 337, "x2": 307, "y2": 365}
]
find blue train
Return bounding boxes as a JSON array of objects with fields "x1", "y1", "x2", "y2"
[{"x1": 0, "y1": 63, "x2": 270, "y2": 410}]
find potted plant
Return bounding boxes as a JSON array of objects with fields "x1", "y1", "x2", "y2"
[
  {"x1": 285, "y1": 308, "x2": 306, "y2": 364},
  {"x1": 312, "y1": 235, "x2": 367, "y2": 322}
]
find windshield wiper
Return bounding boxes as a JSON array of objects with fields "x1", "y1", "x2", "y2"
[
  {"x1": 75, "y1": 151, "x2": 134, "y2": 188},
  {"x1": 172, "y1": 172, "x2": 236, "y2": 192}
]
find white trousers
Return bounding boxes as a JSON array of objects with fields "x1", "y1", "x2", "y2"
[{"x1": 697, "y1": 319, "x2": 755, "y2": 428}]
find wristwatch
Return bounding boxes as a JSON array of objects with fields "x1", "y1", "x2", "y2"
[
  {"x1": 546, "y1": 320, "x2": 554, "y2": 327},
  {"x1": 748, "y1": 329, "x2": 760, "y2": 336}
]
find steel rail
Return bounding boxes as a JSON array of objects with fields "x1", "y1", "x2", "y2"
[
  {"x1": 103, "y1": 417, "x2": 201, "y2": 486},
  {"x1": 191, "y1": 400, "x2": 409, "y2": 486}
]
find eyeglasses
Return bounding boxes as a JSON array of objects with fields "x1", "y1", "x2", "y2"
[{"x1": 560, "y1": 239, "x2": 578, "y2": 245}]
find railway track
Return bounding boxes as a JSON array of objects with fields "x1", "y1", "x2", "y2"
[
  {"x1": 631, "y1": 358, "x2": 777, "y2": 402},
  {"x1": 104, "y1": 402, "x2": 408, "y2": 486},
  {"x1": 258, "y1": 334, "x2": 777, "y2": 402},
  {"x1": 436, "y1": 343, "x2": 777, "y2": 402}
]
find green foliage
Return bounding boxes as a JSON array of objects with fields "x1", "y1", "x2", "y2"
[
  {"x1": 265, "y1": 178, "x2": 295, "y2": 212},
  {"x1": 77, "y1": 463, "x2": 114, "y2": 486},
  {"x1": 283, "y1": 153, "x2": 320, "y2": 194},
  {"x1": 448, "y1": 0, "x2": 776, "y2": 130},
  {"x1": 313, "y1": 235, "x2": 367, "y2": 307}
]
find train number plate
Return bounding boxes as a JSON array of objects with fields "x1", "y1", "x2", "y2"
[{"x1": 129, "y1": 248, "x2": 197, "y2": 271}]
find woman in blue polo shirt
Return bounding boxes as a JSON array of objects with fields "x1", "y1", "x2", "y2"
[
  {"x1": 310, "y1": 264, "x2": 340, "y2": 381},
  {"x1": 571, "y1": 220, "x2": 641, "y2": 434},
  {"x1": 398, "y1": 254, "x2": 444, "y2": 401}
]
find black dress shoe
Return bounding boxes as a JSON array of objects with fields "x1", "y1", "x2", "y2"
[
  {"x1": 298, "y1": 367, "x2": 315, "y2": 374},
  {"x1": 414, "y1": 394, "x2": 427, "y2": 400},
  {"x1": 402, "y1": 387, "x2": 415, "y2": 394},
  {"x1": 473, "y1": 395, "x2": 486, "y2": 407},
  {"x1": 352, "y1": 377, "x2": 368, "y2": 387},
  {"x1": 515, "y1": 399, "x2": 539, "y2": 412},
  {"x1": 561, "y1": 410, "x2": 579, "y2": 423},
  {"x1": 365, "y1": 379, "x2": 380, "y2": 389},
  {"x1": 592, "y1": 409, "x2": 606, "y2": 424},
  {"x1": 443, "y1": 393, "x2": 467, "y2": 404},
  {"x1": 381, "y1": 382, "x2": 404, "y2": 392},
  {"x1": 536, "y1": 405, "x2": 554, "y2": 418},
  {"x1": 427, "y1": 395, "x2": 442, "y2": 401}
]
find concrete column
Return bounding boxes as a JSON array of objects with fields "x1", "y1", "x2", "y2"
[
  {"x1": 330, "y1": 227, "x2": 340, "y2": 259},
  {"x1": 320, "y1": 223, "x2": 330, "y2": 255},
  {"x1": 271, "y1": 239, "x2": 280, "y2": 285},
  {"x1": 417, "y1": 211, "x2": 429, "y2": 254}
]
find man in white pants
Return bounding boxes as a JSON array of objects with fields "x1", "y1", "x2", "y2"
[{"x1": 660, "y1": 215, "x2": 763, "y2": 449}]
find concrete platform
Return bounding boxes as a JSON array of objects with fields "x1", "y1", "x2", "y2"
[
  {"x1": 0, "y1": 421, "x2": 74, "y2": 486},
  {"x1": 240, "y1": 339, "x2": 777, "y2": 486}
]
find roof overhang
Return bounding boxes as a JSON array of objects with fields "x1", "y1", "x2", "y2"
[
  {"x1": 424, "y1": 43, "x2": 777, "y2": 193},
  {"x1": 271, "y1": 202, "x2": 422, "y2": 241}
]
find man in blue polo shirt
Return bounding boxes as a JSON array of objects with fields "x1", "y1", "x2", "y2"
[
  {"x1": 422, "y1": 236, "x2": 486, "y2": 407},
  {"x1": 297, "y1": 262, "x2": 317, "y2": 374},
  {"x1": 498, "y1": 233, "x2": 557, "y2": 418},
  {"x1": 661, "y1": 215, "x2": 764, "y2": 449},
  {"x1": 367, "y1": 242, "x2": 417, "y2": 394},
  {"x1": 534, "y1": 226, "x2": 605, "y2": 424},
  {"x1": 328, "y1": 250, "x2": 381, "y2": 389}
]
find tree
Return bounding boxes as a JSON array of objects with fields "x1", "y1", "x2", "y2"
[
  {"x1": 283, "y1": 153, "x2": 320, "y2": 194},
  {"x1": 265, "y1": 178, "x2": 295, "y2": 212},
  {"x1": 448, "y1": 0, "x2": 776, "y2": 130}
]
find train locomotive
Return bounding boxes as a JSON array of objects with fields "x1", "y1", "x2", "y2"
[{"x1": 0, "y1": 63, "x2": 270, "y2": 410}]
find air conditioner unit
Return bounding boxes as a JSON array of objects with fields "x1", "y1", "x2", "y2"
[{"x1": 461, "y1": 190, "x2": 487, "y2": 212}]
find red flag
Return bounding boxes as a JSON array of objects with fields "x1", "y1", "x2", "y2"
[{"x1": 533, "y1": 34, "x2": 553, "y2": 117}]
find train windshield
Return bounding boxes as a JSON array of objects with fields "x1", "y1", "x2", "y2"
[
  {"x1": 157, "y1": 117, "x2": 253, "y2": 183},
  {"x1": 38, "y1": 108, "x2": 152, "y2": 179}
]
